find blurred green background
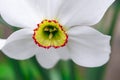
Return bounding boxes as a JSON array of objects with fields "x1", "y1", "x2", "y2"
[{"x1": 0, "y1": 1, "x2": 120, "y2": 80}]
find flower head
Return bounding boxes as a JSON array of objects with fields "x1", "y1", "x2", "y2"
[{"x1": 0, "y1": 0, "x2": 115, "y2": 68}]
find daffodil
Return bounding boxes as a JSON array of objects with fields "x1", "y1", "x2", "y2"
[{"x1": 0, "y1": 0, "x2": 115, "y2": 69}]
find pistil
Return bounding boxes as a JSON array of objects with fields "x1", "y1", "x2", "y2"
[{"x1": 49, "y1": 33, "x2": 53, "y2": 39}]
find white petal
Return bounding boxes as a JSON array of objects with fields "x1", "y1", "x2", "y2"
[
  {"x1": 58, "y1": 0, "x2": 115, "y2": 27},
  {"x1": 27, "y1": 0, "x2": 64, "y2": 19},
  {"x1": 36, "y1": 48, "x2": 60, "y2": 69},
  {"x1": 55, "y1": 46, "x2": 70, "y2": 60},
  {"x1": 0, "y1": 39, "x2": 6, "y2": 49},
  {"x1": 67, "y1": 26, "x2": 111, "y2": 67},
  {"x1": 0, "y1": 0, "x2": 43, "y2": 28},
  {"x1": 2, "y1": 29, "x2": 37, "y2": 60}
]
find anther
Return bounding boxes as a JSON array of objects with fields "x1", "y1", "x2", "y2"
[
  {"x1": 44, "y1": 27, "x2": 49, "y2": 31},
  {"x1": 53, "y1": 28, "x2": 57, "y2": 31}
]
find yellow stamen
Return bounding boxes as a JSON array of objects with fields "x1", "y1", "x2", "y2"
[
  {"x1": 53, "y1": 28, "x2": 57, "y2": 31},
  {"x1": 44, "y1": 27, "x2": 49, "y2": 31}
]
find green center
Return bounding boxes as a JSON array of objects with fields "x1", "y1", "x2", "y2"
[{"x1": 43, "y1": 25, "x2": 58, "y2": 39}]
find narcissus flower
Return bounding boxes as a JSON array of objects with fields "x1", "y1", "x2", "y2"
[{"x1": 0, "y1": 0, "x2": 115, "y2": 68}]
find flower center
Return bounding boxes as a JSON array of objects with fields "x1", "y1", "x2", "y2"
[{"x1": 33, "y1": 19, "x2": 68, "y2": 49}]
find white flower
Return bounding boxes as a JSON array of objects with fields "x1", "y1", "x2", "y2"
[{"x1": 0, "y1": 0, "x2": 114, "y2": 69}]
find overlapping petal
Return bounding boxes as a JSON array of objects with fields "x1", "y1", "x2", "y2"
[
  {"x1": 36, "y1": 48, "x2": 60, "y2": 69},
  {"x1": 1, "y1": 29, "x2": 36, "y2": 59},
  {"x1": 26, "y1": 0, "x2": 64, "y2": 19},
  {"x1": 0, "y1": 39, "x2": 6, "y2": 49},
  {"x1": 67, "y1": 26, "x2": 111, "y2": 67},
  {"x1": 0, "y1": 0, "x2": 43, "y2": 28},
  {"x1": 57, "y1": 0, "x2": 115, "y2": 27},
  {"x1": 55, "y1": 46, "x2": 70, "y2": 60}
]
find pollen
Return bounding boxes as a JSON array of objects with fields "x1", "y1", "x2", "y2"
[{"x1": 33, "y1": 19, "x2": 68, "y2": 49}]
